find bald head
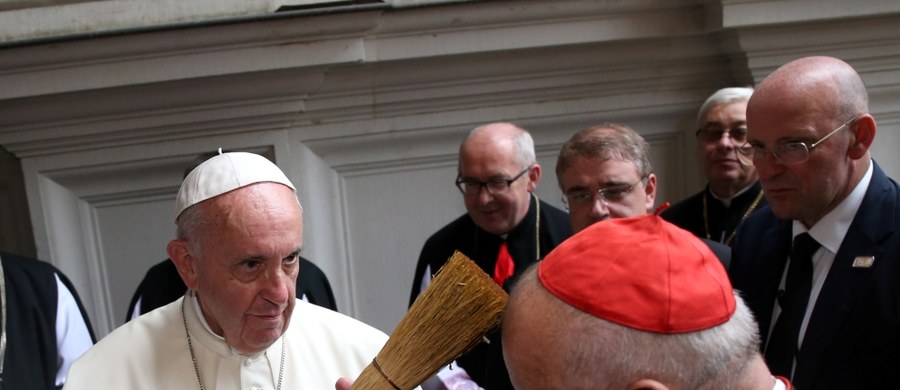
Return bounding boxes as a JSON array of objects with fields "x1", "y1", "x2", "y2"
[
  {"x1": 504, "y1": 266, "x2": 766, "y2": 390},
  {"x1": 746, "y1": 56, "x2": 876, "y2": 226},
  {"x1": 503, "y1": 214, "x2": 774, "y2": 389},
  {"x1": 503, "y1": 267, "x2": 618, "y2": 390},
  {"x1": 456, "y1": 122, "x2": 541, "y2": 235},
  {"x1": 750, "y1": 56, "x2": 868, "y2": 122},
  {"x1": 460, "y1": 122, "x2": 536, "y2": 169}
]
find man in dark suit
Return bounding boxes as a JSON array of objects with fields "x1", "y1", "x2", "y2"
[{"x1": 729, "y1": 55, "x2": 900, "y2": 389}]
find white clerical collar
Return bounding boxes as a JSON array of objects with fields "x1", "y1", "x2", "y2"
[
  {"x1": 773, "y1": 376, "x2": 789, "y2": 390},
  {"x1": 185, "y1": 290, "x2": 269, "y2": 358},
  {"x1": 793, "y1": 160, "x2": 873, "y2": 254},
  {"x1": 709, "y1": 181, "x2": 756, "y2": 208}
]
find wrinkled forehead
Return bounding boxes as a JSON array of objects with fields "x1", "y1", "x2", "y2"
[
  {"x1": 562, "y1": 156, "x2": 642, "y2": 183},
  {"x1": 746, "y1": 99, "x2": 832, "y2": 138},
  {"x1": 459, "y1": 144, "x2": 522, "y2": 176},
  {"x1": 701, "y1": 100, "x2": 749, "y2": 125},
  {"x1": 749, "y1": 68, "x2": 841, "y2": 122},
  {"x1": 197, "y1": 186, "x2": 302, "y2": 252},
  {"x1": 203, "y1": 183, "x2": 302, "y2": 227}
]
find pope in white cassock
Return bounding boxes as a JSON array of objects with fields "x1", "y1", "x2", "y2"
[{"x1": 64, "y1": 152, "x2": 389, "y2": 389}]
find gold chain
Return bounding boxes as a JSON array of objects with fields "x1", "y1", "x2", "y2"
[{"x1": 703, "y1": 189, "x2": 764, "y2": 246}]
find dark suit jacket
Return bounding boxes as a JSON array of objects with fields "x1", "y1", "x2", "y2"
[
  {"x1": 126, "y1": 256, "x2": 337, "y2": 323},
  {"x1": 729, "y1": 161, "x2": 900, "y2": 389},
  {"x1": 700, "y1": 238, "x2": 731, "y2": 269}
]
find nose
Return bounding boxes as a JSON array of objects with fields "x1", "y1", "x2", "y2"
[
  {"x1": 754, "y1": 151, "x2": 783, "y2": 181},
  {"x1": 717, "y1": 132, "x2": 737, "y2": 148},
  {"x1": 260, "y1": 266, "x2": 291, "y2": 306},
  {"x1": 588, "y1": 197, "x2": 610, "y2": 220},
  {"x1": 474, "y1": 185, "x2": 494, "y2": 205}
]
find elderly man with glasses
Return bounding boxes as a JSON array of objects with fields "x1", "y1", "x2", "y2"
[
  {"x1": 408, "y1": 122, "x2": 571, "y2": 390},
  {"x1": 555, "y1": 123, "x2": 730, "y2": 265},
  {"x1": 661, "y1": 87, "x2": 768, "y2": 248},
  {"x1": 728, "y1": 56, "x2": 900, "y2": 389}
]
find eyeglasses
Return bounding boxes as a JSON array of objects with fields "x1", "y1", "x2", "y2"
[
  {"x1": 562, "y1": 178, "x2": 646, "y2": 211},
  {"x1": 696, "y1": 127, "x2": 748, "y2": 144},
  {"x1": 736, "y1": 117, "x2": 855, "y2": 166},
  {"x1": 455, "y1": 165, "x2": 532, "y2": 196}
]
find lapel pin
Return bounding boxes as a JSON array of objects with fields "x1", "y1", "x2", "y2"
[{"x1": 852, "y1": 256, "x2": 875, "y2": 268}]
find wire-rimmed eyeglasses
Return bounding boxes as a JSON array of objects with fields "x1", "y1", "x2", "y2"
[
  {"x1": 561, "y1": 177, "x2": 646, "y2": 211},
  {"x1": 736, "y1": 117, "x2": 856, "y2": 166},
  {"x1": 455, "y1": 165, "x2": 532, "y2": 196}
]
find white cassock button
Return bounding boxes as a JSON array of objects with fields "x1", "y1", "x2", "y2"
[{"x1": 244, "y1": 359, "x2": 253, "y2": 367}]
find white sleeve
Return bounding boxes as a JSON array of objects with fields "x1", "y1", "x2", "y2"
[
  {"x1": 129, "y1": 296, "x2": 143, "y2": 321},
  {"x1": 433, "y1": 362, "x2": 483, "y2": 390},
  {"x1": 419, "y1": 264, "x2": 433, "y2": 293},
  {"x1": 55, "y1": 274, "x2": 94, "y2": 386}
]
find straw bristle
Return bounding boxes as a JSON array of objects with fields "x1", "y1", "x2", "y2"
[{"x1": 351, "y1": 251, "x2": 508, "y2": 390}]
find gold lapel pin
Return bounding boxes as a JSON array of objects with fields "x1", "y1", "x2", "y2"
[{"x1": 852, "y1": 256, "x2": 875, "y2": 268}]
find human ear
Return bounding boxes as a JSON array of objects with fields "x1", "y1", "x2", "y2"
[
  {"x1": 847, "y1": 114, "x2": 876, "y2": 160},
  {"x1": 643, "y1": 173, "x2": 658, "y2": 211},
  {"x1": 527, "y1": 163, "x2": 542, "y2": 192},
  {"x1": 168, "y1": 239, "x2": 199, "y2": 290}
]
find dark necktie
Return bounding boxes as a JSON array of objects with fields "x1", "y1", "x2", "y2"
[
  {"x1": 493, "y1": 242, "x2": 514, "y2": 288},
  {"x1": 765, "y1": 233, "x2": 820, "y2": 378}
]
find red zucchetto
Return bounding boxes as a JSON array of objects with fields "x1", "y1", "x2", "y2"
[{"x1": 538, "y1": 214, "x2": 735, "y2": 333}]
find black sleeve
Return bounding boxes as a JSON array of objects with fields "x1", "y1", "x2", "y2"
[
  {"x1": 126, "y1": 259, "x2": 187, "y2": 322},
  {"x1": 298, "y1": 257, "x2": 337, "y2": 311}
]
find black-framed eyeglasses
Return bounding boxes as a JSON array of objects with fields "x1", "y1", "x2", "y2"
[
  {"x1": 696, "y1": 127, "x2": 748, "y2": 144},
  {"x1": 561, "y1": 177, "x2": 647, "y2": 211},
  {"x1": 455, "y1": 165, "x2": 532, "y2": 196},
  {"x1": 736, "y1": 117, "x2": 855, "y2": 166}
]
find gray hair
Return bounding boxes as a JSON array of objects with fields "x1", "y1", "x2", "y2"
[
  {"x1": 510, "y1": 267, "x2": 761, "y2": 389},
  {"x1": 466, "y1": 123, "x2": 536, "y2": 169},
  {"x1": 555, "y1": 123, "x2": 652, "y2": 186},
  {"x1": 697, "y1": 87, "x2": 754, "y2": 125},
  {"x1": 561, "y1": 289, "x2": 760, "y2": 388},
  {"x1": 175, "y1": 203, "x2": 210, "y2": 258}
]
